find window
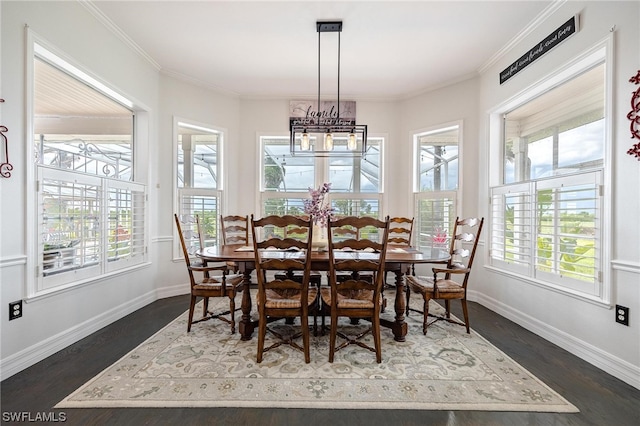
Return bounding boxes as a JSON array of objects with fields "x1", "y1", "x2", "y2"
[
  {"x1": 413, "y1": 124, "x2": 460, "y2": 250},
  {"x1": 175, "y1": 120, "x2": 224, "y2": 255},
  {"x1": 260, "y1": 135, "x2": 383, "y2": 219},
  {"x1": 489, "y1": 45, "x2": 609, "y2": 300},
  {"x1": 32, "y1": 42, "x2": 147, "y2": 295}
]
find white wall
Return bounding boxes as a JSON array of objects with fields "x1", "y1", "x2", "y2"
[
  {"x1": 238, "y1": 98, "x2": 401, "y2": 215},
  {"x1": 1, "y1": 0, "x2": 637, "y2": 390},
  {"x1": 473, "y1": 1, "x2": 640, "y2": 389},
  {"x1": 153, "y1": 75, "x2": 241, "y2": 294},
  {"x1": 0, "y1": 1, "x2": 161, "y2": 379}
]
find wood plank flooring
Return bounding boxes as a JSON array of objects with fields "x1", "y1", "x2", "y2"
[{"x1": 1, "y1": 294, "x2": 638, "y2": 425}]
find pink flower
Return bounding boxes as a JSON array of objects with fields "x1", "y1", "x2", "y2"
[
  {"x1": 432, "y1": 228, "x2": 447, "y2": 244},
  {"x1": 303, "y1": 183, "x2": 334, "y2": 227}
]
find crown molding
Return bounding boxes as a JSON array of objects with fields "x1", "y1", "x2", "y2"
[
  {"x1": 80, "y1": 0, "x2": 161, "y2": 71},
  {"x1": 478, "y1": 0, "x2": 567, "y2": 74}
]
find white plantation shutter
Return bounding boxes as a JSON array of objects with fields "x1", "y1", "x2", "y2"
[
  {"x1": 490, "y1": 172, "x2": 602, "y2": 296},
  {"x1": 178, "y1": 190, "x2": 222, "y2": 254},
  {"x1": 38, "y1": 168, "x2": 147, "y2": 292},
  {"x1": 490, "y1": 183, "x2": 532, "y2": 274},
  {"x1": 534, "y1": 172, "x2": 601, "y2": 294},
  {"x1": 414, "y1": 193, "x2": 456, "y2": 251}
]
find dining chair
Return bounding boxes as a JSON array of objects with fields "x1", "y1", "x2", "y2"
[
  {"x1": 220, "y1": 215, "x2": 249, "y2": 272},
  {"x1": 405, "y1": 217, "x2": 484, "y2": 335},
  {"x1": 321, "y1": 215, "x2": 390, "y2": 363},
  {"x1": 174, "y1": 214, "x2": 244, "y2": 334},
  {"x1": 250, "y1": 214, "x2": 317, "y2": 363},
  {"x1": 382, "y1": 217, "x2": 415, "y2": 309},
  {"x1": 275, "y1": 219, "x2": 324, "y2": 332}
]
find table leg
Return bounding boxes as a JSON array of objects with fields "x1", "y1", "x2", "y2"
[
  {"x1": 392, "y1": 268, "x2": 408, "y2": 341},
  {"x1": 238, "y1": 265, "x2": 255, "y2": 340}
]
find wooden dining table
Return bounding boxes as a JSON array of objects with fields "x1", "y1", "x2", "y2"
[{"x1": 197, "y1": 244, "x2": 450, "y2": 342}]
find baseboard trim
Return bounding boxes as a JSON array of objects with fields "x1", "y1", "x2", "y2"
[
  {"x1": 0, "y1": 291, "x2": 156, "y2": 381},
  {"x1": 156, "y1": 283, "x2": 190, "y2": 299},
  {"x1": 468, "y1": 290, "x2": 640, "y2": 390}
]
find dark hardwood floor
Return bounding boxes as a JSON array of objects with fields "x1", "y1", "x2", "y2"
[{"x1": 2, "y1": 293, "x2": 639, "y2": 426}]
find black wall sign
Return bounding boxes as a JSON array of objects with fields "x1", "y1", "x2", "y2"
[{"x1": 500, "y1": 15, "x2": 579, "y2": 85}]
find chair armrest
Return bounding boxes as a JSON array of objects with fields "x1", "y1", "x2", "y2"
[
  {"x1": 190, "y1": 264, "x2": 230, "y2": 274},
  {"x1": 432, "y1": 267, "x2": 469, "y2": 284},
  {"x1": 432, "y1": 267, "x2": 470, "y2": 275}
]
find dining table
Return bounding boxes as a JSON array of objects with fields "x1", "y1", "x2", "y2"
[{"x1": 197, "y1": 244, "x2": 450, "y2": 342}]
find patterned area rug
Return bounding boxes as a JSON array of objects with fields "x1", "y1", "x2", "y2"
[{"x1": 56, "y1": 292, "x2": 578, "y2": 411}]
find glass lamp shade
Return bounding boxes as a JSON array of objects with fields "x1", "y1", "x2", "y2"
[
  {"x1": 347, "y1": 132, "x2": 357, "y2": 150},
  {"x1": 300, "y1": 132, "x2": 310, "y2": 150},
  {"x1": 324, "y1": 133, "x2": 334, "y2": 150}
]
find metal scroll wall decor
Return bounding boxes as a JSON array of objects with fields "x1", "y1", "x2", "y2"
[
  {"x1": 627, "y1": 70, "x2": 640, "y2": 160},
  {"x1": 0, "y1": 98, "x2": 13, "y2": 178}
]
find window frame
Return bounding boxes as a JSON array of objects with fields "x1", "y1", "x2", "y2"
[
  {"x1": 258, "y1": 133, "x2": 385, "y2": 219},
  {"x1": 25, "y1": 31, "x2": 149, "y2": 300},
  {"x1": 412, "y1": 121, "x2": 462, "y2": 251},
  {"x1": 173, "y1": 117, "x2": 227, "y2": 259},
  {"x1": 487, "y1": 37, "x2": 613, "y2": 305}
]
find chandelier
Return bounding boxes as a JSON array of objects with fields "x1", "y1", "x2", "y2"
[{"x1": 289, "y1": 21, "x2": 368, "y2": 157}]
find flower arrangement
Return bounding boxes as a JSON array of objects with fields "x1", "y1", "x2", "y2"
[
  {"x1": 303, "y1": 182, "x2": 334, "y2": 227},
  {"x1": 432, "y1": 227, "x2": 448, "y2": 247}
]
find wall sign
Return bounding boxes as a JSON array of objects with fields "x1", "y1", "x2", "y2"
[
  {"x1": 289, "y1": 100, "x2": 356, "y2": 128},
  {"x1": 500, "y1": 15, "x2": 579, "y2": 85},
  {"x1": 627, "y1": 70, "x2": 640, "y2": 160}
]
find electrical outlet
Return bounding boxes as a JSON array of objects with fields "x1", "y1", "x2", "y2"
[
  {"x1": 9, "y1": 301, "x2": 22, "y2": 321},
  {"x1": 615, "y1": 305, "x2": 629, "y2": 326}
]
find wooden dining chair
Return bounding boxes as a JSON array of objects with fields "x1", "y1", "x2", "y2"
[
  {"x1": 405, "y1": 217, "x2": 484, "y2": 335},
  {"x1": 321, "y1": 215, "x2": 390, "y2": 363},
  {"x1": 174, "y1": 214, "x2": 244, "y2": 334},
  {"x1": 250, "y1": 214, "x2": 317, "y2": 363},
  {"x1": 220, "y1": 215, "x2": 249, "y2": 272},
  {"x1": 382, "y1": 217, "x2": 415, "y2": 308},
  {"x1": 276, "y1": 220, "x2": 323, "y2": 333}
]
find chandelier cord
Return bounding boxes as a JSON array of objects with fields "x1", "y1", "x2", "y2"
[
  {"x1": 317, "y1": 29, "x2": 321, "y2": 120},
  {"x1": 337, "y1": 31, "x2": 341, "y2": 121}
]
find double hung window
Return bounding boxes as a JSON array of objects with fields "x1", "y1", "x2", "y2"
[
  {"x1": 175, "y1": 120, "x2": 224, "y2": 255},
  {"x1": 490, "y1": 54, "x2": 608, "y2": 299},
  {"x1": 260, "y1": 135, "x2": 383, "y2": 219},
  {"x1": 413, "y1": 124, "x2": 460, "y2": 250},
  {"x1": 33, "y1": 43, "x2": 146, "y2": 295}
]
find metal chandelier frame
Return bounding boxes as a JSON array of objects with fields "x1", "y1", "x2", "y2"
[{"x1": 290, "y1": 21, "x2": 368, "y2": 157}]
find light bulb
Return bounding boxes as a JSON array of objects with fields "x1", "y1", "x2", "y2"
[
  {"x1": 301, "y1": 132, "x2": 310, "y2": 150},
  {"x1": 324, "y1": 133, "x2": 334, "y2": 151},
  {"x1": 348, "y1": 132, "x2": 357, "y2": 150}
]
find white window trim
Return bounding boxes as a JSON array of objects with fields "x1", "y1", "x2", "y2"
[
  {"x1": 412, "y1": 121, "x2": 463, "y2": 251},
  {"x1": 173, "y1": 117, "x2": 228, "y2": 260},
  {"x1": 25, "y1": 29, "x2": 149, "y2": 300},
  {"x1": 487, "y1": 35, "x2": 614, "y2": 306},
  {"x1": 257, "y1": 133, "x2": 385, "y2": 218}
]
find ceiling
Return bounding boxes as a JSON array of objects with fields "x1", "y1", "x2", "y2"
[{"x1": 86, "y1": 0, "x2": 556, "y2": 100}]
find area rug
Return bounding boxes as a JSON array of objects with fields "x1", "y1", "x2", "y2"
[{"x1": 56, "y1": 292, "x2": 578, "y2": 412}]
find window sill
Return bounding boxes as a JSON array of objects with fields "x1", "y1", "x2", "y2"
[
  {"x1": 26, "y1": 262, "x2": 152, "y2": 303},
  {"x1": 483, "y1": 265, "x2": 612, "y2": 309}
]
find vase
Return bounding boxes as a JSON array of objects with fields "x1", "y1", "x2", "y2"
[{"x1": 312, "y1": 224, "x2": 328, "y2": 251}]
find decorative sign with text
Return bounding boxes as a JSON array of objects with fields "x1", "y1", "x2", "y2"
[
  {"x1": 289, "y1": 100, "x2": 356, "y2": 128},
  {"x1": 500, "y1": 15, "x2": 579, "y2": 85}
]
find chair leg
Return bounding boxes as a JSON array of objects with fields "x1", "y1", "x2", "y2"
[
  {"x1": 461, "y1": 299, "x2": 470, "y2": 334},
  {"x1": 423, "y1": 296, "x2": 430, "y2": 335},
  {"x1": 187, "y1": 295, "x2": 197, "y2": 332},
  {"x1": 203, "y1": 297, "x2": 209, "y2": 317},
  {"x1": 301, "y1": 312, "x2": 311, "y2": 364},
  {"x1": 229, "y1": 296, "x2": 236, "y2": 334},
  {"x1": 405, "y1": 285, "x2": 411, "y2": 315},
  {"x1": 329, "y1": 312, "x2": 338, "y2": 363},
  {"x1": 257, "y1": 311, "x2": 267, "y2": 363},
  {"x1": 444, "y1": 300, "x2": 451, "y2": 318},
  {"x1": 373, "y1": 313, "x2": 382, "y2": 363}
]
